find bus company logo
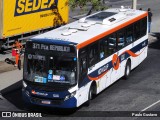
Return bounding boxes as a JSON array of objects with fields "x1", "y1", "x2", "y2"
[
  {"x1": 112, "y1": 54, "x2": 120, "y2": 70},
  {"x1": 14, "y1": 0, "x2": 58, "y2": 17},
  {"x1": 98, "y1": 64, "x2": 109, "y2": 75},
  {"x1": 31, "y1": 90, "x2": 48, "y2": 96}
]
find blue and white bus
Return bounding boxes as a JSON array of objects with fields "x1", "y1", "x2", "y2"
[{"x1": 22, "y1": 7, "x2": 148, "y2": 108}]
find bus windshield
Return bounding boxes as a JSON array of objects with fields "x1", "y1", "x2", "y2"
[{"x1": 23, "y1": 53, "x2": 77, "y2": 85}]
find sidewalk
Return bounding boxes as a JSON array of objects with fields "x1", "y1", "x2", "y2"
[
  {"x1": 0, "y1": 50, "x2": 13, "y2": 61},
  {"x1": 0, "y1": 69, "x2": 23, "y2": 111},
  {"x1": 0, "y1": 69, "x2": 23, "y2": 90}
]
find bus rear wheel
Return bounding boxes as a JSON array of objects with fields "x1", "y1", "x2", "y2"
[{"x1": 124, "y1": 60, "x2": 131, "y2": 80}]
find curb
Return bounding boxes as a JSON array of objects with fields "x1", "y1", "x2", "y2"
[{"x1": 0, "y1": 92, "x2": 4, "y2": 100}]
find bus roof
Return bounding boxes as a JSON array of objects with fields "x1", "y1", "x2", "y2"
[{"x1": 31, "y1": 8, "x2": 148, "y2": 49}]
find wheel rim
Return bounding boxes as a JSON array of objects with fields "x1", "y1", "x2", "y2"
[
  {"x1": 89, "y1": 89, "x2": 92, "y2": 100},
  {"x1": 126, "y1": 65, "x2": 130, "y2": 76}
]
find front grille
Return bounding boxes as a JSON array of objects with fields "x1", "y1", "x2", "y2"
[{"x1": 31, "y1": 97, "x2": 63, "y2": 105}]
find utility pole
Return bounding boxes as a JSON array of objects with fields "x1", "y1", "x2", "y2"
[{"x1": 132, "y1": 0, "x2": 137, "y2": 9}]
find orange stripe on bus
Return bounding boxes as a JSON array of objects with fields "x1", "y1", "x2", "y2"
[
  {"x1": 121, "y1": 46, "x2": 147, "y2": 57},
  {"x1": 77, "y1": 12, "x2": 148, "y2": 49},
  {"x1": 125, "y1": 50, "x2": 139, "y2": 57},
  {"x1": 88, "y1": 70, "x2": 109, "y2": 81}
]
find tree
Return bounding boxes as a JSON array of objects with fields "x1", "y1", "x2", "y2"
[{"x1": 69, "y1": 0, "x2": 108, "y2": 15}]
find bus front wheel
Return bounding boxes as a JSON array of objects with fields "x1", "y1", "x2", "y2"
[
  {"x1": 85, "y1": 86, "x2": 93, "y2": 106},
  {"x1": 124, "y1": 60, "x2": 131, "y2": 80}
]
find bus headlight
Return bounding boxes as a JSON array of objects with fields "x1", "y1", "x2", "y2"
[
  {"x1": 71, "y1": 91, "x2": 76, "y2": 97},
  {"x1": 23, "y1": 81, "x2": 27, "y2": 88},
  {"x1": 64, "y1": 95, "x2": 70, "y2": 101},
  {"x1": 64, "y1": 91, "x2": 76, "y2": 101}
]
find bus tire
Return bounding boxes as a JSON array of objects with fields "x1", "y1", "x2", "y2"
[
  {"x1": 124, "y1": 60, "x2": 131, "y2": 80},
  {"x1": 85, "y1": 86, "x2": 93, "y2": 107}
]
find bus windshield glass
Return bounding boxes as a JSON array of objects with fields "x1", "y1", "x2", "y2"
[{"x1": 24, "y1": 54, "x2": 77, "y2": 85}]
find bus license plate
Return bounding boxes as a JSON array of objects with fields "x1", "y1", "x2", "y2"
[{"x1": 41, "y1": 100, "x2": 51, "y2": 105}]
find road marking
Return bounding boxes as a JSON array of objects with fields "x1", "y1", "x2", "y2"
[{"x1": 141, "y1": 99, "x2": 160, "y2": 112}]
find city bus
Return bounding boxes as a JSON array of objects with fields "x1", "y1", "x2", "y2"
[{"x1": 22, "y1": 7, "x2": 148, "y2": 108}]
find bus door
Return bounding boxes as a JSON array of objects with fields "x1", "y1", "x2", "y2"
[{"x1": 77, "y1": 48, "x2": 88, "y2": 106}]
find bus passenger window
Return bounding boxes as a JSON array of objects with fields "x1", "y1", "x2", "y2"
[
  {"x1": 134, "y1": 22, "x2": 141, "y2": 40},
  {"x1": 108, "y1": 33, "x2": 117, "y2": 55},
  {"x1": 117, "y1": 30, "x2": 125, "y2": 49},
  {"x1": 89, "y1": 43, "x2": 98, "y2": 67},
  {"x1": 140, "y1": 17, "x2": 147, "y2": 37},
  {"x1": 99, "y1": 38, "x2": 108, "y2": 60},
  {"x1": 126, "y1": 25, "x2": 133, "y2": 45}
]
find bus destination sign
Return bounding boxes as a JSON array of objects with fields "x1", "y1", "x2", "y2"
[{"x1": 32, "y1": 43, "x2": 71, "y2": 52}]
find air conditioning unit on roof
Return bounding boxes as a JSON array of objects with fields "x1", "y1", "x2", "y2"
[
  {"x1": 79, "y1": 11, "x2": 118, "y2": 23},
  {"x1": 102, "y1": 13, "x2": 126, "y2": 25}
]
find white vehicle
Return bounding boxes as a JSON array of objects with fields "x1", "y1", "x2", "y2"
[{"x1": 22, "y1": 7, "x2": 148, "y2": 108}]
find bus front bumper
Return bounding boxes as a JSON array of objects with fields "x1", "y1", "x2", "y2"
[{"x1": 22, "y1": 88, "x2": 77, "y2": 108}]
